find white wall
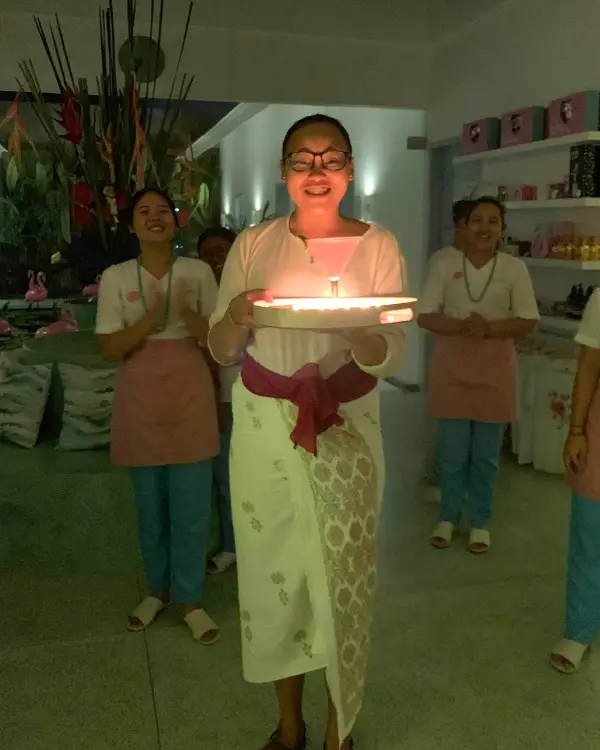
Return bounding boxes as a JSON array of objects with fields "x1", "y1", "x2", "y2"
[
  {"x1": 0, "y1": 11, "x2": 431, "y2": 110},
  {"x1": 220, "y1": 104, "x2": 428, "y2": 384},
  {"x1": 428, "y1": 0, "x2": 600, "y2": 141}
]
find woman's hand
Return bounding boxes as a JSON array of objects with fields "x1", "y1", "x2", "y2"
[
  {"x1": 564, "y1": 434, "x2": 588, "y2": 473},
  {"x1": 228, "y1": 289, "x2": 272, "y2": 329},
  {"x1": 148, "y1": 289, "x2": 168, "y2": 328},
  {"x1": 172, "y1": 279, "x2": 194, "y2": 318},
  {"x1": 342, "y1": 327, "x2": 388, "y2": 367},
  {"x1": 462, "y1": 313, "x2": 490, "y2": 338}
]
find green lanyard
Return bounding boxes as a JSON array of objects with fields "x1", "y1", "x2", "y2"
[
  {"x1": 136, "y1": 256, "x2": 173, "y2": 333},
  {"x1": 462, "y1": 252, "x2": 498, "y2": 304}
]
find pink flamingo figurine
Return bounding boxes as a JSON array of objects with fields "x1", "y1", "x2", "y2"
[
  {"x1": 25, "y1": 271, "x2": 48, "y2": 308},
  {"x1": 0, "y1": 319, "x2": 14, "y2": 336},
  {"x1": 35, "y1": 308, "x2": 78, "y2": 338},
  {"x1": 82, "y1": 275, "x2": 101, "y2": 298}
]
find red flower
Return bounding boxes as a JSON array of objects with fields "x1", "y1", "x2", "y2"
[
  {"x1": 116, "y1": 191, "x2": 129, "y2": 211},
  {"x1": 176, "y1": 207, "x2": 191, "y2": 227},
  {"x1": 551, "y1": 400, "x2": 564, "y2": 416},
  {"x1": 72, "y1": 182, "x2": 94, "y2": 206},
  {"x1": 72, "y1": 203, "x2": 94, "y2": 228},
  {"x1": 453, "y1": 271, "x2": 464, "y2": 279},
  {"x1": 58, "y1": 88, "x2": 82, "y2": 145}
]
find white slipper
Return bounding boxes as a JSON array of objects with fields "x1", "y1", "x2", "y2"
[
  {"x1": 468, "y1": 528, "x2": 490, "y2": 554},
  {"x1": 430, "y1": 521, "x2": 454, "y2": 549},
  {"x1": 127, "y1": 596, "x2": 170, "y2": 632},
  {"x1": 550, "y1": 639, "x2": 590, "y2": 674},
  {"x1": 184, "y1": 608, "x2": 220, "y2": 645},
  {"x1": 207, "y1": 551, "x2": 237, "y2": 575}
]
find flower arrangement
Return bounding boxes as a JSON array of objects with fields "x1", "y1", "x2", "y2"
[{"x1": 14, "y1": 0, "x2": 216, "y2": 286}]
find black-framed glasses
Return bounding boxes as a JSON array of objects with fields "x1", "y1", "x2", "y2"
[{"x1": 285, "y1": 149, "x2": 351, "y2": 173}]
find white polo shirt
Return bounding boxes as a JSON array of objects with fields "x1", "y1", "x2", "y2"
[
  {"x1": 417, "y1": 247, "x2": 539, "y2": 322},
  {"x1": 576, "y1": 289, "x2": 600, "y2": 349},
  {"x1": 96, "y1": 257, "x2": 218, "y2": 339}
]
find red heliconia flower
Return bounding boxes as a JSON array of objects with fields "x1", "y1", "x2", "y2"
[
  {"x1": 72, "y1": 182, "x2": 94, "y2": 206},
  {"x1": 116, "y1": 191, "x2": 129, "y2": 211},
  {"x1": 72, "y1": 203, "x2": 94, "y2": 228},
  {"x1": 58, "y1": 88, "x2": 82, "y2": 145},
  {"x1": 176, "y1": 207, "x2": 191, "y2": 227}
]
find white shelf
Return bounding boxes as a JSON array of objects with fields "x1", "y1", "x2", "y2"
[
  {"x1": 453, "y1": 131, "x2": 600, "y2": 164},
  {"x1": 505, "y1": 198, "x2": 600, "y2": 210},
  {"x1": 539, "y1": 315, "x2": 578, "y2": 335},
  {"x1": 523, "y1": 258, "x2": 600, "y2": 270}
]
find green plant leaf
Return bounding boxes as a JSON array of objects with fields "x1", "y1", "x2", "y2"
[
  {"x1": 196, "y1": 182, "x2": 209, "y2": 212},
  {"x1": 61, "y1": 206, "x2": 71, "y2": 244},
  {"x1": 35, "y1": 163, "x2": 48, "y2": 194},
  {"x1": 6, "y1": 157, "x2": 19, "y2": 192}
]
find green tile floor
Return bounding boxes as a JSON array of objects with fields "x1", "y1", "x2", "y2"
[{"x1": 1, "y1": 385, "x2": 599, "y2": 749}]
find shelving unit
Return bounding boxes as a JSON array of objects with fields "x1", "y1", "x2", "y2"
[
  {"x1": 522, "y1": 258, "x2": 600, "y2": 270},
  {"x1": 505, "y1": 198, "x2": 600, "y2": 210},
  {"x1": 453, "y1": 131, "x2": 600, "y2": 165}
]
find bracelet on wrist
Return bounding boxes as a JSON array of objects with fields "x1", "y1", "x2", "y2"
[{"x1": 569, "y1": 426, "x2": 585, "y2": 436}]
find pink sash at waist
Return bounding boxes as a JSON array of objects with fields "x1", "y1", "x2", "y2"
[{"x1": 241, "y1": 357, "x2": 377, "y2": 456}]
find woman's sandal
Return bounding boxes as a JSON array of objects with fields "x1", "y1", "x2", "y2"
[
  {"x1": 183, "y1": 608, "x2": 220, "y2": 645},
  {"x1": 262, "y1": 722, "x2": 307, "y2": 749},
  {"x1": 550, "y1": 639, "x2": 590, "y2": 674},
  {"x1": 207, "y1": 551, "x2": 237, "y2": 575},
  {"x1": 430, "y1": 521, "x2": 454, "y2": 549},
  {"x1": 468, "y1": 528, "x2": 491, "y2": 555},
  {"x1": 127, "y1": 596, "x2": 171, "y2": 632}
]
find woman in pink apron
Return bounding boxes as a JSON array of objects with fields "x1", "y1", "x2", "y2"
[
  {"x1": 96, "y1": 188, "x2": 220, "y2": 644},
  {"x1": 550, "y1": 289, "x2": 600, "y2": 673},
  {"x1": 417, "y1": 197, "x2": 539, "y2": 554}
]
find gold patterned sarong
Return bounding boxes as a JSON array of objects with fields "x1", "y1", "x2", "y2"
[{"x1": 229, "y1": 380, "x2": 384, "y2": 744}]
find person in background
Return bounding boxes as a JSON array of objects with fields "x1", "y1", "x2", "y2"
[
  {"x1": 417, "y1": 197, "x2": 539, "y2": 554},
  {"x1": 197, "y1": 227, "x2": 239, "y2": 574},
  {"x1": 429, "y1": 198, "x2": 473, "y2": 268},
  {"x1": 420, "y1": 198, "x2": 474, "y2": 503},
  {"x1": 96, "y1": 188, "x2": 221, "y2": 644},
  {"x1": 550, "y1": 289, "x2": 600, "y2": 673},
  {"x1": 209, "y1": 114, "x2": 406, "y2": 750}
]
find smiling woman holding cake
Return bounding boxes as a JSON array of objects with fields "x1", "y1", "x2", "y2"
[{"x1": 208, "y1": 114, "x2": 407, "y2": 750}]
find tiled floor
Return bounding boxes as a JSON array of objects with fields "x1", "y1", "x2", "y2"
[{"x1": 1, "y1": 386, "x2": 598, "y2": 749}]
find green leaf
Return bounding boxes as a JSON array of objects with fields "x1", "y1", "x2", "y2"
[
  {"x1": 6, "y1": 157, "x2": 19, "y2": 192},
  {"x1": 61, "y1": 206, "x2": 71, "y2": 244},
  {"x1": 35, "y1": 163, "x2": 48, "y2": 194},
  {"x1": 196, "y1": 182, "x2": 209, "y2": 212}
]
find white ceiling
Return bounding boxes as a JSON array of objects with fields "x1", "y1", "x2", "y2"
[{"x1": 1, "y1": 0, "x2": 507, "y2": 42}]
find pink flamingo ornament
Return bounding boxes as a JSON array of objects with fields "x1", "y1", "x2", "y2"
[
  {"x1": 25, "y1": 271, "x2": 48, "y2": 307},
  {"x1": 35, "y1": 308, "x2": 78, "y2": 338},
  {"x1": 0, "y1": 319, "x2": 15, "y2": 336},
  {"x1": 82, "y1": 275, "x2": 101, "y2": 298}
]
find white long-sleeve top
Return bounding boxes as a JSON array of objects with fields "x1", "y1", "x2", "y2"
[{"x1": 208, "y1": 216, "x2": 407, "y2": 379}]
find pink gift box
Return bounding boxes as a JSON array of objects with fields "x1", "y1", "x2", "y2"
[
  {"x1": 500, "y1": 107, "x2": 545, "y2": 148},
  {"x1": 547, "y1": 92, "x2": 600, "y2": 138},
  {"x1": 461, "y1": 118, "x2": 500, "y2": 155}
]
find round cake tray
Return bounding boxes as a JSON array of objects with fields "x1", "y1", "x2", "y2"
[{"x1": 252, "y1": 296, "x2": 416, "y2": 330}]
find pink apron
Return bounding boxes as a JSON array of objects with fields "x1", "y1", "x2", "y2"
[
  {"x1": 428, "y1": 336, "x2": 517, "y2": 424},
  {"x1": 566, "y1": 383, "x2": 600, "y2": 502},
  {"x1": 111, "y1": 338, "x2": 219, "y2": 467}
]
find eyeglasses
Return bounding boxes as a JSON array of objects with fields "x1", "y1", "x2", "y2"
[{"x1": 285, "y1": 149, "x2": 351, "y2": 173}]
